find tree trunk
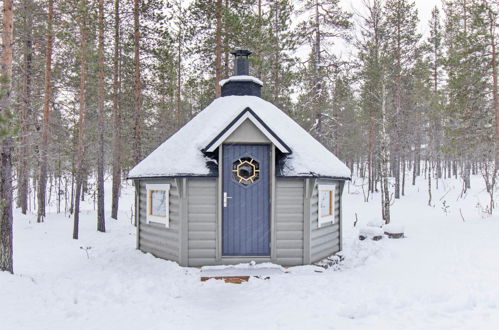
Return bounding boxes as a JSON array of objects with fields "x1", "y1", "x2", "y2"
[
  {"x1": 401, "y1": 155, "x2": 406, "y2": 196},
  {"x1": 380, "y1": 81, "x2": 390, "y2": 224},
  {"x1": 37, "y1": 0, "x2": 53, "y2": 223},
  {"x1": 176, "y1": 6, "x2": 182, "y2": 130},
  {"x1": 18, "y1": 0, "x2": 33, "y2": 215},
  {"x1": 428, "y1": 162, "x2": 432, "y2": 206},
  {"x1": 133, "y1": 0, "x2": 142, "y2": 164},
  {"x1": 464, "y1": 160, "x2": 471, "y2": 191},
  {"x1": 368, "y1": 115, "x2": 375, "y2": 193},
  {"x1": 490, "y1": 7, "x2": 499, "y2": 167},
  {"x1": 111, "y1": 0, "x2": 121, "y2": 220},
  {"x1": 73, "y1": 0, "x2": 88, "y2": 240},
  {"x1": 393, "y1": 8, "x2": 402, "y2": 200},
  {"x1": 256, "y1": 0, "x2": 263, "y2": 79},
  {"x1": 96, "y1": 0, "x2": 105, "y2": 232},
  {"x1": 223, "y1": 0, "x2": 229, "y2": 78},
  {"x1": 313, "y1": 0, "x2": 322, "y2": 135},
  {"x1": 273, "y1": 2, "x2": 280, "y2": 104},
  {"x1": 412, "y1": 142, "x2": 419, "y2": 186},
  {"x1": 0, "y1": 0, "x2": 14, "y2": 274},
  {"x1": 214, "y1": 0, "x2": 222, "y2": 97}
]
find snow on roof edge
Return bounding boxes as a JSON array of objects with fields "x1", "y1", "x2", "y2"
[
  {"x1": 219, "y1": 75, "x2": 263, "y2": 86},
  {"x1": 128, "y1": 96, "x2": 352, "y2": 179}
]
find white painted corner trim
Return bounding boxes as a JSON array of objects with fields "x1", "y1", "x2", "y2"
[
  {"x1": 146, "y1": 183, "x2": 170, "y2": 227},
  {"x1": 318, "y1": 184, "x2": 336, "y2": 228},
  {"x1": 205, "y1": 111, "x2": 290, "y2": 153}
]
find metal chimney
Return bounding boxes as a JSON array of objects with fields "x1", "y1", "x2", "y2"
[
  {"x1": 220, "y1": 49, "x2": 262, "y2": 97},
  {"x1": 231, "y1": 49, "x2": 252, "y2": 76}
]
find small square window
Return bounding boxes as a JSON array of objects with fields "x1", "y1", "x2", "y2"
[
  {"x1": 146, "y1": 184, "x2": 170, "y2": 226},
  {"x1": 150, "y1": 190, "x2": 167, "y2": 217},
  {"x1": 318, "y1": 184, "x2": 335, "y2": 227}
]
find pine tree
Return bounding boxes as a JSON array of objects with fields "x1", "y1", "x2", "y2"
[
  {"x1": 111, "y1": 0, "x2": 121, "y2": 220},
  {"x1": 73, "y1": 0, "x2": 89, "y2": 240},
  {"x1": 357, "y1": 0, "x2": 385, "y2": 196},
  {"x1": 37, "y1": 0, "x2": 53, "y2": 222},
  {"x1": 17, "y1": 0, "x2": 34, "y2": 215},
  {"x1": 96, "y1": 0, "x2": 105, "y2": 232},
  {"x1": 383, "y1": 0, "x2": 420, "y2": 199},
  {"x1": 0, "y1": 0, "x2": 14, "y2": 273},
  {"x1": 297, "y1": 0, "x2": 351, "y2": 139},
  {"x1": 444, "y1": 0, "x2": 492, "y2": 191},
  {"x1": 427, "y1": 6, "x2": 444, "y2": 180},
  {"x1": 133, "y1": 0, "x2": 143, "y2": 165}
]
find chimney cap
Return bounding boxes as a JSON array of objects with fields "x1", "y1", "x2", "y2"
[{"x1": 230, "y1": 49, "x2": 252, "y2": 57}]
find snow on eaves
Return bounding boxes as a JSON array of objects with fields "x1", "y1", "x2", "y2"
[
  {"x1": 219, "y1": 75, "x2": 263, "y2": 86},
  {"x1": 128, "y1": 95, "x2": 351, "y2": 179}
]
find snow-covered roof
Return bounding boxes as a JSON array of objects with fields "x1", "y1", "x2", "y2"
[
  {"x1": 219, "y1": 75, "x2": 263, "y2": 86},
  {"x1": 128, "y1": 95, "x2": 351, "y2": 179}
]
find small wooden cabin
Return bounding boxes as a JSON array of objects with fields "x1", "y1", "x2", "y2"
[{"x1": 128, "y1": 50, "x2": 351, "y2": 267}]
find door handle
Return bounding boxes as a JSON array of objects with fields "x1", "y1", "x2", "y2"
[{"x1": 223, "y1": 192, "x2": 232, "y2": 208}]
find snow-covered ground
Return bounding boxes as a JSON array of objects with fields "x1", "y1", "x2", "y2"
[{"x1": 1, "y1": 175, "x2": 499, "y2": 330}]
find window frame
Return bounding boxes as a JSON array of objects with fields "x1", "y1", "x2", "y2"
[
  {"x1": 146, "y1": 183, "x2": 170, "y2": 227},
  {"x1": 317, "y1": 184, "x2": 336, "y2": 227}
]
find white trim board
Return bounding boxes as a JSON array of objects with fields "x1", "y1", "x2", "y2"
[
  {"x1": 146, "y1": 183, "x2": 170, "y2": 227},
  {"x1": 205, "y1": 112, "x2": 290, "y2": 153}
]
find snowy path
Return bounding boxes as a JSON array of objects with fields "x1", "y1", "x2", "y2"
[{"x1": 1, "y1": 177, "x2": 499, "y2": 330}]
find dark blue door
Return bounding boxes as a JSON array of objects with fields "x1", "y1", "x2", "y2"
[{"x1": 222, "y1": 144, "x2": 270, "y2": 256}]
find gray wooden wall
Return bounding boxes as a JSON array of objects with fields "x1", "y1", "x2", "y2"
[
  {"x1": 137, "y1": 179, "x2": 181, "y2": 262},
  {"x1": 275, "y1": 179, "x2": 304, "y2": 265},
  {"x1": 136, "y1": 177, "x2": 343, "y2": 266},
  {"x1": 187, "y1": 178, "x2": 218, "y2": 267},
  {"x1": 309, "y1": 179, "x2": 341, "y2": 263}
]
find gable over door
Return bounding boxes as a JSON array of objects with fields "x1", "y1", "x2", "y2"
[{"x1": 222, "y1": 144, "x2": 270, "y2": 256}]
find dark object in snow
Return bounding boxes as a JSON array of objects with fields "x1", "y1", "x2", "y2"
[
  {"x1": 359, "y1": 235, "x2": 383, "y2": 241},
  {"x1": 200, "y1": 275, "x2": 272, "y2": 284},
  {"x1": 383, "y1": 224, "x2": 405, "y2": 239},
  {"x1": 385, "y1": 232, "x2": 404, "y2": 239},
  {"x1": 314, "y1": 254, "x2": 344, "y2": 269},
  {"x1": 359, "y1": 226, "x2": 383, "y2": 241},
  {"x1": 80, "y1": 246, "x2": 92, "y2": 259}
]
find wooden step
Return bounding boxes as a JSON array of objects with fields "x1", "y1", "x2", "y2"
[{"x1": 200, "y1": 276, "x2": 250, "y2": 284}]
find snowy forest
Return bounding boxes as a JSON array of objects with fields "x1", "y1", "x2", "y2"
[
  {"x1": 0, "y1": 0, "x2": 499, "y2": 328},
  {"x1": 0, "y1": 0, "x2": 498, "y2": 268}
]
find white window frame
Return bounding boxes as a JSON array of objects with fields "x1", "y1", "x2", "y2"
[
  {"x1": 318, "y1": 184, "x2": 336, "y2": 227},
  {"x1": 146, "y1": 183, "x2": 170, "y2": 227}
]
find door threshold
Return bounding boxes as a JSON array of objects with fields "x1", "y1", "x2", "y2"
[{"x1": 221, "y1": 256, "x2": 271, "y2": 258}]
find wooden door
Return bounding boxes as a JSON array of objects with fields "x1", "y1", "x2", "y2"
[{"x1": 222, "y1": 144, "x2": 270, "y2": 256}]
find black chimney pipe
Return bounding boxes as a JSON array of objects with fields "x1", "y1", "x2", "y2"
[
  {"x1": 220, "y1": 49, "x2": 262, "y2": 97},
  {"x1": 231, "y1": 49, "x2": 252, "y2": 76}
]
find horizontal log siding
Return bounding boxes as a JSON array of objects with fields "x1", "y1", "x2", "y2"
[
  {"x1": 275, "y1": 179, "x2": 304, "y2": 266},
  {"x1": 187, "y1": 178, "x2": 218, "y2": 266},
  {"x1": 138, "y1": 179, "x2": 180, "y2": 262},
  {"x1": 310, "y1": 180, "x2": 341, "y2": 263}
]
